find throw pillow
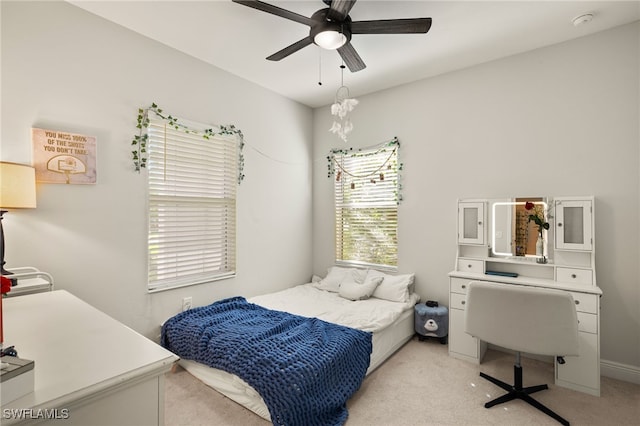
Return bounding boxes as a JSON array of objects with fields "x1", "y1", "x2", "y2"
[{"x1": 339, "y1": 275, "x2": 384, "y2": 301}]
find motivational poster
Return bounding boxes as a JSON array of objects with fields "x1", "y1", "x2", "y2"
[{"x1": 32, "y1": 128, "x2": 97, "y2": 184}]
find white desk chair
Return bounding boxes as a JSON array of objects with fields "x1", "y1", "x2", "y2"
[{"x1": 464, "y1": 281, "x2": 579, "y2": 426}]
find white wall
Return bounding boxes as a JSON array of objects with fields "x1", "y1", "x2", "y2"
[
  {"x1": 313, "y1": 23, "x2": 640, "y2": 371},
  {"x1": 1, "y1": 1, "x2": 313, "y2": 339}
]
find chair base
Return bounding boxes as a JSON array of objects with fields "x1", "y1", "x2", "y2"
[{"x1": 480, "y1": 364, "x2": 570, "y2": 426}]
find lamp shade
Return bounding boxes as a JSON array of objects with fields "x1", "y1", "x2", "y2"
[{"x1": 0, "y1": 162, "x2": 37, "y2": 209}]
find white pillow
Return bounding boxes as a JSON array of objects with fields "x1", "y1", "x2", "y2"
[
  {"x1": 313, "y1": 266, "x2": 366, "y2": 292},
  {"x1": 339, "y1": 275, "x2": 383, "y2": 301},
  {"x1": 368, "y1": 270, "x2": 415, "y2": 302}
]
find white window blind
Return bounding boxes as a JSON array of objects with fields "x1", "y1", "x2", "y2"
[
  {"x1": 334, "y1": 143, "x2": 399, "y2": 269},
  {"x1": 147, "y1": 118, "x2": 237, "y2": 292}
]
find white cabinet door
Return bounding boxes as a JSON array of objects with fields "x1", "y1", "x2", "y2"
[
  {"x1": 449, "y1": 308, "x2": 479, "y2": 360},
  {"x1": 458, "y1": 202, "x2": 485, "y2": 245},
  {"x1": 556, "y1": 331, "x2": 599, "y2": 395},
  {"x1": 555, "y1": 199, "x2": 593, "y2": 251}
]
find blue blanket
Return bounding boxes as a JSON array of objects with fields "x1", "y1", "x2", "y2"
[{"x1": 161, "y1": 297, "x2": 372, "y2": 426}]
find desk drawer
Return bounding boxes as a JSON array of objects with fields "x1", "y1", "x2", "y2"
[
  {"x1": 457, "y1": 259, "x2": 483, "y2": 274},
  {"x1": 577, "y1": 312, "x2": 597, "y2": 334},
  {"x1": 557, "y1": 267, "x2": 592, "y2": 285},
  {"x1": 450, "y1": 293, "x2": 467, "y2": 310},
  {"x1": 570, "y1": 292, "x2": 597, "y2": 314},
  {"x1": 450, "y1": 278, "x2": 473, "y2": 294}
]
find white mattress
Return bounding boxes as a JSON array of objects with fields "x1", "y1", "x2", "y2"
[{"x1": 180, "y1": 283, "x2": 420, "y2": 421}]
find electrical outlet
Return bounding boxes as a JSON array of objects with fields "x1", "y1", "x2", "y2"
[{"x1": 182, "y1": 297, "x2": 193, "y2": 311}]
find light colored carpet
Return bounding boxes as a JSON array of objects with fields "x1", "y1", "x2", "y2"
[{"x1": 164, "y1": 336, "x2": 640, "y2": 425}]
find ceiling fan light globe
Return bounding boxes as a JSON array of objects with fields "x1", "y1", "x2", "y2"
[{"x1": 314, "y1": 30, "x2": 347, "y2": 50}]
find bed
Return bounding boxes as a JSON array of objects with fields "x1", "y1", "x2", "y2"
[{"x1": 162, "y1": 267, "x2": 419, "y2": 425}]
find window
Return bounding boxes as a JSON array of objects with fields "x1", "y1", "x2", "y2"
[
  {"x1": 147, "y1": 118, "x2": 238, "y2": 292},
  {"x1": 332, "y1": 141, "x2": 400, "y2": 269}
]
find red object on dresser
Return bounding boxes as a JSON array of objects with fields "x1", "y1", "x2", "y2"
[{"x1": 1, "y1": 275, "x2": 12, "y2": 346}]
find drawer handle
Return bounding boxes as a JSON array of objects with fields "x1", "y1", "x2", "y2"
[
  {"x1": 461, "y1": 284, "x2": 466, "y2": 289},
  {"x1": 571, "y1": 274, "x2": 577, "y2": 279},
  {"x1": 467, "y1": 264, "x2": 472, "y2": 268},
  {"x1": 461, "y1": 300, "x2": 465, "y2": 305},
  {"x1": 575, "y1": 300, "x2": 580, "y2": 305},
  {"x1": 478, "y1": 221, "x2": 482, "y2": 225},
  {"x1": 558, "y1": 222, "x2": 563, "y2": 227}
]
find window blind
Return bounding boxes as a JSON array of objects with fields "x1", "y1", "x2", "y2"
[
  {"x1": 334, "y1": 144, "x2": 399, "y2": 268},
  {"x1": 147, "y1": 119, "x2": 237, "y2": 292}
]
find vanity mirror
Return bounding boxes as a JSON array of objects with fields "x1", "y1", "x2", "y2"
[{"x1": 490, "y1": 197, "x2": 551, "y2": 262}]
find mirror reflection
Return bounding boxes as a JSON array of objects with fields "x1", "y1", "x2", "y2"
[{"x1": 491, "y1": 198, "x2": 550, "y2": 261}]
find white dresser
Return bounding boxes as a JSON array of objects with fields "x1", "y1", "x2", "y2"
[
  {"x1": 1, "y1": 290, "x2": 178, "y2": 425},
  {"x1": 449, "y1": 196, "x2": 602, "y2": 397}
]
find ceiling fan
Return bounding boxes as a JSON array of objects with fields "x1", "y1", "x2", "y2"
[{"x1": 232, "y1": 0, "x2": 432, "y2": 72}]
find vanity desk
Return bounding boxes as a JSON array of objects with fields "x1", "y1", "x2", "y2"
[{"x1": 449, "y1": 196, "x2": 602, "y2": 397}]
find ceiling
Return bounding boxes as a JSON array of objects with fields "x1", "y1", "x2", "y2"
[{"x1": 68, "y1": 1, "x2": 639, "y2": 108}]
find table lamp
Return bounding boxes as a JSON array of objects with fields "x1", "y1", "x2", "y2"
[{"x1": 0, "y1": 162, "x2": 37, "y2": 280}]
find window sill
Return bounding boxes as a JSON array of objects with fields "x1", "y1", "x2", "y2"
[{"x1": 148, "y1": 272, "x2": 236, "y2": 294}]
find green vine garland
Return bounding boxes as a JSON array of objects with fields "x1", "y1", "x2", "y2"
[
  {"x1": 327, "y1": 137, "x2": 403, "y2": 203},
  {"x1": 131, "y1": 103, "x2": 245, "y2": 183}
]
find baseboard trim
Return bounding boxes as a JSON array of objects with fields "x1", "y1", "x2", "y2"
[{"x1": 601, "y1": 359, "x2": 640, "y2": 385}]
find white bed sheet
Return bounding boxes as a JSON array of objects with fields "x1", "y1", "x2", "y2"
[{"x1": 179, "y1": 283, "x2": 420, "y2": 421}]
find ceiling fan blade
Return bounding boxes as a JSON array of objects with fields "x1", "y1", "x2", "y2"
[
  {"x1": 266, "y1": 36, "x2": 314, "y2": 61},
  {"x1": 327, "y1": 0, "x2": 357, "y2": 21},
  {"x1": 232, "y1": 0, "x2": 314, "y2": 26},
  {"x1": 337, "y1": 42, "x2": 366, "y2": 72},
  {"x1": 351, "y1": 18, "x2": 432, "y2": 34}
]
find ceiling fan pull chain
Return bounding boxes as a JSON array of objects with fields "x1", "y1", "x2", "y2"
[{"x1": 318, "y1": 47, "x2": 323, "y2": 86}]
